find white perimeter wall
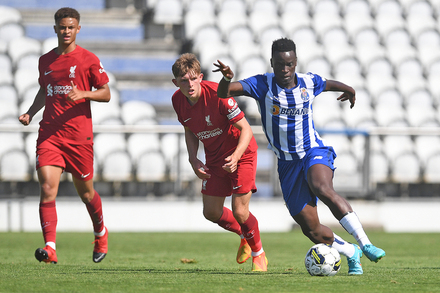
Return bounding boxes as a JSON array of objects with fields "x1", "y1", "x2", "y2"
[{"x1": 1, "y1": 198, "x2": 439, "y2": 233}]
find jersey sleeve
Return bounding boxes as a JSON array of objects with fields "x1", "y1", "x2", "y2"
[
  {"x1": 88, "y1": 54, "x2": 109, "y2": 89},
  {"x1": 219, "y1": 96, "x2": 244, "y2": 124},
  {"x1": 238, "y1": 74, "x2": 268, "y2": 101},
  {"x1": 306, "y1": 72, "x2": 327, "y2": 96}
]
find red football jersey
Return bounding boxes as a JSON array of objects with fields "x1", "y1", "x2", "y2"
[
  {"x1": 37, "y1": 45, "x2": 109, "y2": 145},
  {"x1": 172, "y1": 80, "x2": 257, "y2": 165}
]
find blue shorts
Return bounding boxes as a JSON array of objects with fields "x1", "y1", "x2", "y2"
[{"x1": 278, "y1": 146, "x2": 336, "y2": 217}]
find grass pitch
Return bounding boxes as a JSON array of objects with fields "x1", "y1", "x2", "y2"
[{"x1": 1, "y1": 230, "x2": 439, "y2": 292}]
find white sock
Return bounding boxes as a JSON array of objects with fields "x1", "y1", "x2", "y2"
[
  {"x1": 339, "y1": 212, "x2": 371, "y2": 249},
  {"x1": 251, "y1": 248, "x2": 264, "y2": 257},
  {"x1": 46, "y1": 242, "x2": 56, "y2": 250},
  {"x1": 94, "y1": 226, "x2": 106, "y2": 237},
  {"x1": 332, "y1": 233, "x2": 355, "y2": 258}
]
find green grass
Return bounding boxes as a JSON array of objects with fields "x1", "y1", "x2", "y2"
[{"x1": 1, "y1": 230, "x2": 439, "y2": 292}]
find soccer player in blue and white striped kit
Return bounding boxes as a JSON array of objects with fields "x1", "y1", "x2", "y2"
[{"x1": 214, "y1": 38, "x2": 385, "y2": 275}]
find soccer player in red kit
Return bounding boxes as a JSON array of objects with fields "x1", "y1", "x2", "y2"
[
  {"x1": 18, "y1": 7, "x2": 110, "y2": 264},
  {"x1": 171, "y1": 53, "x2": 267, "y2": 271}
]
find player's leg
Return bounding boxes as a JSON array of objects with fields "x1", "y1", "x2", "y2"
[
  {"x1": 232, "y1": 191, "x2": 267, "y2": 271},
  {"x1": 202, "y1": 194, "x2": 242, "y2": 233},
  {"x1": 73, "y1": 177, "x2": 107, "y2": 263},
  {"x1": 35, "y1": 165, "x2": 63, "y2": 264},
  {"x1": 294, "y1": 203, "x2": 363, "y2": 275},
  {"x1": 307, "y1": 163, "x2": 385, "y2": 262}
]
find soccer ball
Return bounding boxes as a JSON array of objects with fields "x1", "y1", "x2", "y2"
[{"x1": 304, "y1": 243, "x2": 341, "y2": 276}]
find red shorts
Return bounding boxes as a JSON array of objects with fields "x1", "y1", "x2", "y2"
[
  {"x1": 201, "y1": 150, "x2": 257, "y2": 197},
  {"x1": 36, "y1": 139, "x2": 94, "y2": 181}
]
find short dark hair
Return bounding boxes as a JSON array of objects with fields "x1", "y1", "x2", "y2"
[
  {"x1": 54, "y1": 7, "x2": 80, "y2": 24},
  {"x1": 272, "y1": 38, "x2": 296, "y2": 56}
]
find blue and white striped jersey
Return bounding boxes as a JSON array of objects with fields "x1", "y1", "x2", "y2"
[{"x1": 239, "y1": 72, "x2": 327, "y2": 160}]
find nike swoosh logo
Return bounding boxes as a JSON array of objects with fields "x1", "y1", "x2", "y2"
[
  {"x1": 184, "y1": 118, "x2": 191, "y2": 122},
  {"x1": 44, "y1": 70, "x2": 53, "y2": 75},
  {"x1": 81, "y1": 173, "x2": 91, "y2": 178},
  {"x1": 233, "y1": 185, "x2": 242, "y2": 190}
]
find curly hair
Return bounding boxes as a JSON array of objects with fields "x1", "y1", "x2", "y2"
[
  {"x1": 54, "y1": 7, "x2": 80, "y2": 24},
  {"x1": 272, "y1": 38, "x2": 296, "y2": 56}
]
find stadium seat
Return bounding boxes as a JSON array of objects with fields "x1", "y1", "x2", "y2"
[
  {"x1": 0, "y1": 5, "x2": 21, "y2": 26},
  {"x1": 313, "y1": 0, "x2": 341, "y2": 14},
  {"x1": 248, "y1": 11, "x2": 279, "y2": 37},
  {"x1": 153, "y1": 0, "x2": 183, "y2": 25},
  {"x1": 101, "y1": 150, "x2": 133, "y2": 182},
  {"x1": 197, "y1": 40, "x2": 230, "y2": 71},
  {"x1": 424, "y1": 152, "x2": 440, "y2": 182},
  {"x1": 216, "y1": 11, "x2": 248, "y2": 38},
  {"x1": 184, "y1": 10, "x2": 215, "y2": 40},
  {"x1": 312, "y1": 92, "x2": 343, "y2": 127},
  {"x1": 14, "y1": 68, "x2": 39, "y2": 97},
  {"x1": 7, "y1": 36, "x2": 41, "y2": 66},
  {"x1": 321, "y1": 134, "x2": 352, "y2": 154},
  {"x1": 414, "y1": 135, "x2": 440, "y2": 167},
  {"x1": 24, "y1": 132, "x2": 38, "y2": 165},
  {"x1": 382, "y1": 135, "x2": 414, "y2": 162},
  {"x1": 136, "y1": 151, "x2": 167, "y2": 182},
  {"x1": 0, "y1": 149, "x2": 30, "y2": 181},
  {"x1": 186, "y1": 0, "x2": 216, "y2": 14},
  {"x1": 218, "y1": 0, "x2": 247, "y2": 13},
  {"x1": 16, "y1": 54, "x2": 40, "y2": 70},
  {"x1": 343, "y1": 102, "x2": 374, "y2": 127},
  {"x1": 237, "y1": 55, "x2": 268, "y2": 80},
  {"x1": 0, "y1": 22, "x2": 25, "y2": 43},
  {"x1": 127, "y1": 133, "x2": 161, "y2": 162},
  {"x1": 0, "y1": 133, "x2": 24, "y2": 159},
  {"x1": 390, "y1": 152, "x2": 421, "y2": 183},
  {"x1": 93, "y1": 133, "x2": 127, "y2": 165},
  {"x1": 0, "y1": 92, "x2": 18, "y2": 121},
  {"x1": 333, "y1": 151, "x2": 362, "y2": 189},
  {"x1": 370, "y1": 151, "x2": 389, "y2": 182},
  {"x1": 228, "y1": 40, "x2": 261, "y2": 65},
  {"x1": 91, "y1": 98, "x2": 121, "y2": 125},
  {"x1": 344, "y1": 13, "x2": 374, "y2": 39},
  {"x1": 305, "y1": 57, "x2": 332, "y2": 77},
  {"x1": 280, "y1": 0, "x2": 311, "y2": 33},
  {"x1": 42, "y1": 37, "x2": 58, "y2": 54},
  {"x1": 120, "y1": 100, "x2": 156, "y2": 125},
  {"x1": 312, "y1": 13, "x2": 343, "y2": 38},
  {"x1": 0, "y1": 67, "x2": 12, "y2": 85},
  {"x1": 192, "y1": 25, "x2": 223, "y2": 53}
]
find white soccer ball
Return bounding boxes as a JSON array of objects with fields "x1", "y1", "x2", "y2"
[{"x1": 304, "y1": 243, "x2": 342, "y2": 276}]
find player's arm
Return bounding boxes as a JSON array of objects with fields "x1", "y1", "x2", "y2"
[
  {"x1": 18, "y1": 87, "x2": 46, "y2": 126},
  {"x1": 184, "y1": 126, "x2": 211, "y2": 179},
  {"x1": 67, "y1": 82, "x2": 111, "y2": 103},
  {"x1": 222, "y1": 117, "x2": 253, "y2": 173},
  {"x1": 213, "y1": 60, "x2": 246, "y2": 99},
  {"x1": 325, "y1": 80, "x2": 356, "y2": 109}
]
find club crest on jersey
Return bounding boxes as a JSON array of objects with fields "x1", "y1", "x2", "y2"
[
  {"x1": 300, "y1": 88, "x2": 310, "y2": 101},
  {"x1": 205, "y1": 115, "x2": 213, "y2": 126},
  {"x1": 69, "y1": 65, "x2": 77, "y2": 78}
]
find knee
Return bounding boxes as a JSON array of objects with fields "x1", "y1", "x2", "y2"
[
  {"x1": 203, "y1": 207, "x2": 222, "y2": 223},
  {"x1": 79, "y1": 191, "x2": 94, "y2": 204},
  {"x1": 40, "y1": 182, "x2": 57, "y2": 200},
  {"x1": 232, "y1": 208, "x2": 249, "y2": 224}
]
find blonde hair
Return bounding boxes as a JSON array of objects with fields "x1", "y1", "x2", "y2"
[{"x1": 172, "y1": 53, "x2": 201, "y2": 78}]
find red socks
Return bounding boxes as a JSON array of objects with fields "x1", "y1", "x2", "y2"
[
  {"x1": 39, "y1": 200, "x2": 57, "y2": 244},
  {"x1": 239, "y1": 212, "x2": 262, "y2": 253},
  {"x1": 216, "y1": 208, "x2": 263, "y2": 253},
  {"x1": 216, "y1": 207, "x2": 242, "y2": 235},
  {"x1": 86, "y1": 191, "x2": 105, "y2": 234}
]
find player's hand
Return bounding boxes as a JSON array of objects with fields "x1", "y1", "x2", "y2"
[
  {"x1": 67, "y1": 81, "x2": 85, "y2": 102},
  {"x1": 18, "y1": 113, "x2": 31, "y2": 126},
  {"x1": 222, "y1": 154, "x2": 239, "y2": 173},
  {"x1": 337, "y1": 92, "x2": 356, "y2": 109},
  {"x1": 213, "y1": 60, "x2": 234, "y2": 81},
  {"x1": 190, "y1": 159, "x2": 211, "y2": 179}
]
